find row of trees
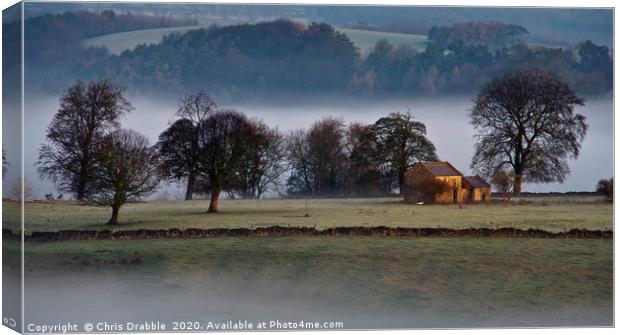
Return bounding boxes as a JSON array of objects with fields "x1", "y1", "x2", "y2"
[
  {"x1": 354, "y1": 38, "x2": 612, "y2": 97},
  {"x1": 102, "y1": 20, "x2": 358, "y2": 95},
  {"x1": 36, "y1": 66, "x2": 590, "y2": 224},
  {"x1": 285, "y1": 113, "x2": 437, "y2": 196},
  {"x1": 37, "y1": 81, "x2": 159, "y2": 225},
  {"x1": 10, "y1": 14, "x2": 611, "y2": 97},
  {"x1": 155, "y1": 91, "x2": 288, "y2": 211},
  {"x1": 36, "y1": 80, "x2": 440, "y2": 223},
  {"x1": 97, "y1": 20, "x2": 612, "y2": 97},
  {"x1": 427, "y1": 21, "x2": 529, "y2": 50},
  {"x1": 3, "y1": 10, "x2": 196, "y2": 94},
  {"x1": 156, "y1": 93, "x2": 439, "y2": 202}
]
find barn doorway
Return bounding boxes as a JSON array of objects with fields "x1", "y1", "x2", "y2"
[{"x1": 453, "y1": 189, "x2": 458, "y2": 203}]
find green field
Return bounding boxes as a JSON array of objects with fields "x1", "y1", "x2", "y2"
[
  {"x1": 83, "y1": 25, "x2": 427, "y2": 55},
  {"x1": 15, "y1": 237, "x2": 612, "y2": 327},
  {"x1": 3, "y1": 196, "x2": 612, "y2": 233},
  {"x1": 84, "y1": 25, "x2": 200, "y2": 54},
  {"x1": 7, "y1": 195, "x2": 612, "y2": 327},
  {"x1": 337, "y1": 28, "x2": 427, "y2": 52}
]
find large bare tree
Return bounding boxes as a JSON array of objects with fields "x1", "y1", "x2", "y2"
[
  {"x1": 470, "y1": 67, "x2": 587, "y2": 194},
  {"x1": 156, "y1": 91, "x2": 217, "y2": 200},
  {"x1": 85, "y1": 129, "x2": 160, "y2": 225},
  {"x1": 37, "y1": 80, "x2": 132, "y2": 200}
]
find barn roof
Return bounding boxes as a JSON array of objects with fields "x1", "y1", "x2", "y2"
[
  {"x1": 420, "y1": 162, "x2": 462, "y2": 177},
  {"x1": 464, "y1": 176, "x2": 491, "y2": 188}
]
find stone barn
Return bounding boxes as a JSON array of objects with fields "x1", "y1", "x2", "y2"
[
  {"x1": 403, "y1": 162, "x2": 464, "y2": 204},
  {"x1": 462, "y1": 176, "x2": 491, "y2": 203},
  {"x1": 403, "y1": 162, "x2": 491, "y2": 204}
]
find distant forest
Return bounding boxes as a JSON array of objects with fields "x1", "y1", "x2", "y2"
[
  {"x1": 4, "y1": 10, "x2": 613, "y2": 99},
  {"x1": 3, "y1": 10, "x2": 196, "y2": 93}
]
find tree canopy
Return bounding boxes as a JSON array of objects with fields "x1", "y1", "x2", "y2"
[
  {"x1": 156, "y1": 91, "x2": 217, "y2": 200},
  {"x1": 372, "y1": 112, "x2": 438, "y2": 193},
  {"x1": 470, "y1": 67, "x2": 587, "y2": 194},
  {"x1": 37, "y1": 80, "x2": 132, "y2": 200},
  {"x1": 428, "y1": 21, "x2": 528, "y2": 50},
  {"x1": 85, "y1": 129, "x2": 161, "y2": 225},
  {"x1": 10, "y1": 13, "x2": 613, "y2": 98}
]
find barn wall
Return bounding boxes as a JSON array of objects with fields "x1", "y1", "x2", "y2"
[
  {"x1": 403, "y1": 165, "x2": 434, "y2": 203},
  {"x1": 462, "y1": 188, "x2": 470, "y2": 202},
  {"x1": 480, "y1": 187, "x2": 491, "y2": 202},
  {"x1": 434, "y1": 176, "x2": 463, "y2": 204},
  {"x1": 469, "y1": 187, "x2": 491, "y2": 203}
]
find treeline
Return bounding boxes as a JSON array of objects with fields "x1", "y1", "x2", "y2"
[
  {"x1": 37, "y1": 81, "x2": 440, "y2": 224},
  {"x1": 7, "y1": 14, "x2": 613, "y2": 97},
  {"x1": 100, "y1": 20, "x2": 612, "y2": 97},
  {"x1": 101, "y1": 19, "x2": 358, "y2": 95},
  {"x1": 26, "y1": 10, "x2": 196, "y2": 39},
  {"x1": 3, "y1": 10, "x2": 196, "y2": 93},
  {"x1": 427, "y1": 21, "x2": 528, "y2": 50},
  {"x1": 155, "y1": 93, "x2": 439, "y2": 200},
  {"x1": 352, "y1": 38, "x2": 612, "y2": 97}
]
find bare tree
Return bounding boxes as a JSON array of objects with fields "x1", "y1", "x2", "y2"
[
  {"x1": 85, "y1": 129, "x2": 160, "y2": 225},
  {"x1": 177, "y1": 91, "x2": 217, "y2": 124},
  {"x1": 156, "y1": 118, "x2": 200, "y2": 200},
  {"x1": 470, "y1": 67, "x2": 587, "y2": 194},
  {"x1": 9, "y1": 177, "x2": 35, "y2": 201},
  {"x1": 196, "y1": 110, "x2": 253, "y2": 213},
  {"x1": 37, "y1": 80, "x2": 132, "y2": 200},
  {"x1": 230, "y1": 119, "x2": 287, "y2": 198},
  {"x1": 286, "y1": 117, "x2": 348, "y2": 196},
  {"x1": 157, "y1": 91, "x2": 217, "y2": 200}
]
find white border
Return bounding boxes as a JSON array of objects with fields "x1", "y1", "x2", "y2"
[{"x1": 0, "y1": 1, "x2": 617, "y2": 335}]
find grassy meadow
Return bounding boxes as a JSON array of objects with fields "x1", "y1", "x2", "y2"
[
  {"x1": 83, "y1": 25, "x2": 200, "y2": 54},
  {"x1": 7, "y1": 195, "x2": 612, "y2": 327},
  {"x1": 337, "y1": 28, "x2": 427, "y2": 52},
  {"x1": 83, "y1": 25, "x2": 428, "y2": 55},
  {"x1": 15, "y1": 236, "x2": 612, "y2": 327},
  {"x1": 3, "y1": 196, "x2": 612, "y2": 233}
]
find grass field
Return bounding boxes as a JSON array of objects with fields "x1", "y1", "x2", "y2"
[
  {"x1": 337, "y1": 28, "x2": 427, "y2": 52},
  {"x1": 3, "y1": 196, "x2": 612, "y2": 233},
  {"x1": 83, "y1": 25, "x2": 428, "y2": 55},
  {"x1": 84, "y1": 25, "x2": 200, "y2": 54},
  {"x1": 14, "y1": 237, "x2": 612, "y2": 327}
]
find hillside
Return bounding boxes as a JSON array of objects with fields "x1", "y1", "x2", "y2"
[
  {"x1": 84, "y1": 25, "x2": 428, "y2": 55},
  {"x1": 25, "y1": 3, "x2": 613, "y2": 46}
]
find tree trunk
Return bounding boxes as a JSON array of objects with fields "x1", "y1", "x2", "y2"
[
  {"x1": 76, "y1": 161, "x2": 89, "y2": 201},
  {"x1": 76, "y1": 174, "x2": 87, "y2": 201},
  {"x1": 398, "y1": 172, "x2": 405, "y2": 195},
  {"x1": 207, "y1": 186, "x2": 221, "y2": 213},
  {"x1": 185, "y1": 173, "x2": 195, "y2": 201},
  {"x1": 107, "y1": 206, "x2": 120, "y2": 225},
  {"x1": 513, "y1": 173, "x2": 522, "y2": 195}
]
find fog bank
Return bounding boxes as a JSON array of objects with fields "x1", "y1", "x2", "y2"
[{"x1": 5, "y1": 94, "x2": 612, "y2": 197}]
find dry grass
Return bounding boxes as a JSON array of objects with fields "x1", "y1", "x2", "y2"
[{"x1": 3, "y1": 196, "x2": 612, "y2": 233}]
